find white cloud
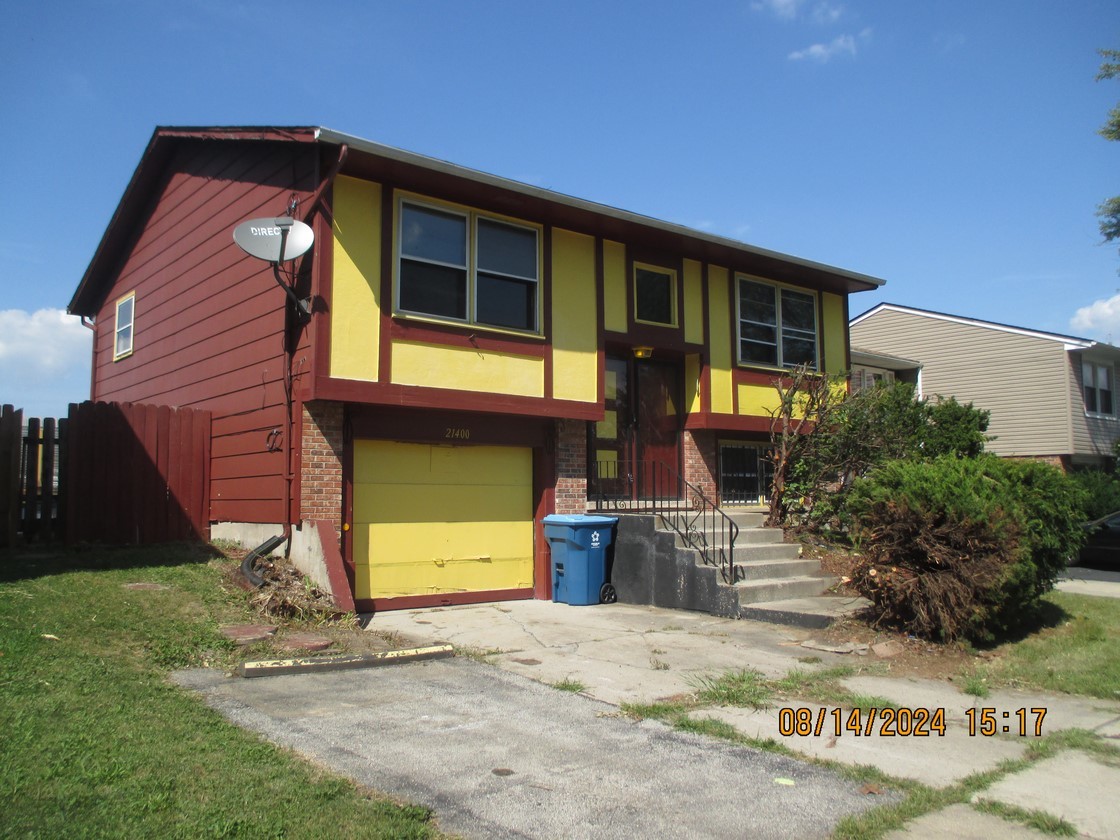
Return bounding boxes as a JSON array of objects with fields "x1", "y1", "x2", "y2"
[
  {"x1": 0, "y1": 309, "x2": 92, "y2": 417},
  {"x1": 810, "y1": 2, "x2": 843, "y2": 24},
  {"x1": 789, "y1": 34, "x2": 855, "y2": 61},
  {"x1": 751, "y1": 0, "x2": 804, "y2": 20},
  {"x1": 1071, "y1": 294, "x2": 1120, "y2": 341},
  {"x1": 789, "y1": 27, "x2": 871, "y2": 62},
  {"x1": 751, "y1": 0, "x2": 843, "y2": 23}
]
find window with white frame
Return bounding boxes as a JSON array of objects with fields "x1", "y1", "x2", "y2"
[
  {"x1": 114, "y1": 292, "x2": 135, "y2": 360},
  {"x1": 1083, "y1": 360, "x2": 1114, "y2": 415},
  {"x1": 851, "y1": 367, "x2": 895, "y2": 392},
  {"x1": 736, "y1": 277, "x2": 818, "y2": 369},
  {"x1": 397, "y1": 199, "x2": 539, "y2": 333}
]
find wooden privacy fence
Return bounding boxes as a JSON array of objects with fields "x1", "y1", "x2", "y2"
[{"x1": 0, "y1": 402, "x2": 211, "y2": 548}]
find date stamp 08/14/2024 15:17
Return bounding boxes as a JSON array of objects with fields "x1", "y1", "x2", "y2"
[{"x1": 777, "y1": 707, "x2": 1048, "y2": 738}]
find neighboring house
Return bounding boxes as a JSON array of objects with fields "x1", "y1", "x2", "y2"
[
  {"x1": 850, "y1": 303, "x2": 1120, "y2": 470},
  {"x1": 849, "y1": 347, "x2": 921, "y2": 393},
  {"x1": 68, "y1": 126, "x2": 883, "y2": 612}
]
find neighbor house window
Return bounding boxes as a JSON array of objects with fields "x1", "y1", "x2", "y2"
[
  {"x1": 851, "y1": 367, "x2": 895, "y2": 392},
  {"x1": 634, "y1": 264, "x2": 677, "y2": 326},
  {"x1": 1083, "y1": 361, "x2": 1114, "y2": 415},
  {"x1": 114, "y1": 292, "x2": 135, "y2": 360},
  {"x1": 736, "y1": 277, "x2": 817, "y2": 369},
  {"x1": 397, "y1": 199, "x2": 539, "y2": 333}
]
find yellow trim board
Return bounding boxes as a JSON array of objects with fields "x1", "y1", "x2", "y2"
[{"x1": 390, "y1": 340, "x2": 544, "y2": 397}]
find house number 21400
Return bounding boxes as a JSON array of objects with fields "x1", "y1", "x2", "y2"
[{"x1": 445, "y1": 427, "x2": 471, "y2": 440}]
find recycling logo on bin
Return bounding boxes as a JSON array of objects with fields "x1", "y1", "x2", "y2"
[{"x1": 591, "y1": 530, "x2": 600, "y2": 548}]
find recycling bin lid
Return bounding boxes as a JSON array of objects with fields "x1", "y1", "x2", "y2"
[{"x1": 541, "y1": 514, "x2": 619, "y2": 526}]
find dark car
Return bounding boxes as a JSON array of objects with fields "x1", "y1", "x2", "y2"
[{"x1": 1077, "y1": 511, "x2": 1120, "y2": 568}]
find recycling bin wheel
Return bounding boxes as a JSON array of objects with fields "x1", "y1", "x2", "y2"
[{"x1": 599, "y1": 582, "x2": 617, "y2": 604}]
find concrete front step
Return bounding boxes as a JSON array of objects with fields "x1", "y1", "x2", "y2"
[
  {"x1": 721, "y1": 508, "x2": 768, "y2": 527},
  {"x1": 740, "y1": 595, "x2": 871, "y2": 629},
  {"x1": 734, "y1": 574, "x2": 839, "y2": 605},
  {"x1": 734, "y1": 557, "x2": 825, "y2": 581},
  {"x1": 667, "y1": 534, "x2": 799, "y2": 564},
  {"x1": 672, "y1": 524, "x2": 786, "y2": 547}
]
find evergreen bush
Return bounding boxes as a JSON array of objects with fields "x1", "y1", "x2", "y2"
[
  {"x1": 1068, "y1": 470, "x2": 1120, "y2": 520},
  {"x1": 846, "y1": 456, "x2": 1085, "y2": 642}
]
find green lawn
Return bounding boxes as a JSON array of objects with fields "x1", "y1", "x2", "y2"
[
  {"x1": 978, "y1": 590, "x2": 1120, "y2": 700},
  {"x1": 0, "y1": 545, "x2": 439, "y2": 839}
]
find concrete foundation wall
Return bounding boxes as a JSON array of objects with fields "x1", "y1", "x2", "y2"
[
  {"x1": 211, "y1": 520, "x2": 332, "y2": 594},
  {"x1": 611, "y1": 515, "x2": 739, "y2": 618}
]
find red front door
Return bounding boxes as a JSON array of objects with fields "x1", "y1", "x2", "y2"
[{"x1": 591, "y1": 355, "x2": 681, "y2": 500}]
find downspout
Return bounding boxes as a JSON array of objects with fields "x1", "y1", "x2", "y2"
[
  {"x1": 244, "y1": 144, "x2": 349, "y2": 588},
  {"x1": 286, "y1": 142, "x2": 348, "y2": 535},
  {"x1": 80, "y1": 316, "x2": 96, "y2": 403}
]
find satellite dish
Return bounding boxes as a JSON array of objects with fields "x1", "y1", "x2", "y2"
[{"x1": 233, "y1": 217, "x2": 314, "y2": 262}]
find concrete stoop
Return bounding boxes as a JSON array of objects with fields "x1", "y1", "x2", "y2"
[{"x1": 611, "y1": 509, "x2": 858, "y2": 627}]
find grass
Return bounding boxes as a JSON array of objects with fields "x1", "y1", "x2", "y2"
[
  {"x1": 973, "y1": 800, "x2": 1078, "y2": 836},
  {"x1": 549, "y1": 678, "x2": 587, "y2": 693},
  {"x1": 974, "y1": 592, "x2": 1120, "y2": 699},
  {"x1": 0, "y1": 544, "x2": 440, "y2": 839}
]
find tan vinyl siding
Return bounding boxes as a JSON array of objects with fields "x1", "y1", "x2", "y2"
[
  {"x1": 1070, "y1": 354, "x2": 1120, "y2": 457},
  {"x1": 851, "y1": 310, "x2": 1071, "y2": 458}
]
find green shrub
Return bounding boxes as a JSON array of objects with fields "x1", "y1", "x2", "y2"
[
  {"x1": 846, "y1": 456, "x2": 1085, "y2": 642},
  {"x1": 781, "y1": 383, "x2": 991, "y2": 535},
  {"x1": 1068, "y1": 470, "x2": 1120, "y2": 520}
]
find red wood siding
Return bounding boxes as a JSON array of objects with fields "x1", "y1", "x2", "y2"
[{"x1": 88, "y1": 140, "x2": 317, "y2": 524}]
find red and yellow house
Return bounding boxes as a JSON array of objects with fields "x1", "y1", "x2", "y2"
[{"x1": 68, "y1": 126, "x2": 883, "y2": 612}]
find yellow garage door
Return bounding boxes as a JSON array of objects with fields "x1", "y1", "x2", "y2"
[{"x1": 353, "y1": 440, "x2": 534, "y2": 600}]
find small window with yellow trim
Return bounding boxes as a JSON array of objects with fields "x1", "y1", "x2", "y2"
[
  {"x1": 114, "y1": 292, "x2": 135, "y2": 360},
  {"x1": 633, "y1": 264, "x2": 677, "y2": 327}
]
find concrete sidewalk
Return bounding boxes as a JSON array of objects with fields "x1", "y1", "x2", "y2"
[{"x1": 367, "y1": 600, "x2": 1120, "y2": 839}]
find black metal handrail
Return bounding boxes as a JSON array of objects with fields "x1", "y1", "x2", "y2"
[{"x1": 589, "y1": 459, "x2": 740, "y2": 584}]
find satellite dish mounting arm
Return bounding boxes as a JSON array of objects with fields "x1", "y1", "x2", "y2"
[{"x1": 273, "y1": 218, "x2": 311, "y2": 320}]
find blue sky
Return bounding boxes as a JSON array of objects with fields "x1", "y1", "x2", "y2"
[{"x1": 2, "y1": 0, "x2": 1118, "y2": 416}]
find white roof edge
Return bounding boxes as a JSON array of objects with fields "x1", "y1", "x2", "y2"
[
  {"x1": 851, "y1": 302, "x2": 1100, "y2": 348},
  {"x1": 850, "y1": 347, "x2": 923, "y2": 368},
  {"x1": 315, "y1": 126, "x2": 885, "y2": 289}
]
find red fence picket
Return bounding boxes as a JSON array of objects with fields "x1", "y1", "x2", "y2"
[{"x1": 63, "y1": 402, "x2": 212, "y2": 545}]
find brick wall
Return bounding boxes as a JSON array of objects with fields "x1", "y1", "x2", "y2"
[
  {"x1": 1007, "y1": 454, "x2": 1072, "y2": 473},
  {"x1": 555, "y1": 419, "x2": 588, "y2": 514},
  {"x1": 683, "y1": 430, "x2": 718, "y2": 500},
  {"x1": 301, "y1": 401, "x2": 344, "y2": 534}
]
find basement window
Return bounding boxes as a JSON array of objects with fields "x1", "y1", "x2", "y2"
[{"x1": 114, "y1": 292, "x2": 135, "y2": 360}]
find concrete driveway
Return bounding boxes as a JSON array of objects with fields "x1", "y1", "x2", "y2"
[
  {"x1": 176, "y1": 598, "x2": 1120, "y2": 839},
  {"x1": 174, "y1": 657, "x2": 886, "y2": 839}
]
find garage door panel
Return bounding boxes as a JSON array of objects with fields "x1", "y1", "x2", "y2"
[
  {"x1": 354, "y1": 440, "x2": 531, "y2": 487},
  {"x1": 353, "y1": 440, "x2": 535, "y2": 601},
  {"x1": 361, "y1": 521, "x2": 533, "y2": 597},
  {"x1": 354, "y1": 483, "x2": 531, "y2": 524}
]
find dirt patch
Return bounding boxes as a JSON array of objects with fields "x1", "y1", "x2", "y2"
[
  {"x1": 216, "y1": 548, "x2": 420, "y2": 658},
  {"x1": 797, "y1": 538, "x2": 983, "y2": 683}
]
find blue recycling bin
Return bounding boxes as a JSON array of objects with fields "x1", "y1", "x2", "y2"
[{"x1": 542, "y1": 514, "x2": 619, "y2": 605}]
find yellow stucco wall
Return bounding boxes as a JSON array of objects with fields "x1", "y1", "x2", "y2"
[
  {"x1": 390, "y1": 340, "x2": 545, "y2": 397},
  {"x1": 822, "y1": 292, "x2": 846, "y2": 375},
  {"x1": 707, "y1": 265, "x2": 734, "y2": 414},
  {"x1": 330, "y1": 176, "x2": 381, "y2": 381},
  {"x1": 602, "y1": 239, "x2": 627, "y2": 334},
  {"x1": 551, "y1": 228, "x2": 599, "y2": 403},
  {"x1": 684, "y1": 259, "x2": 703, "y2": 345}
]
